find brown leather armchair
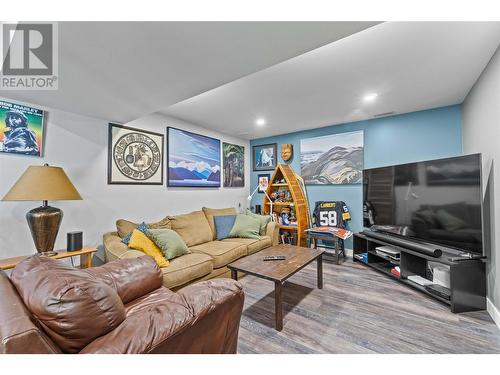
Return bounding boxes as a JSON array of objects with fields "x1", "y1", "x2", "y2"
[{"x1": 0, "y1": 255, "x2": 244, "y2": 354}]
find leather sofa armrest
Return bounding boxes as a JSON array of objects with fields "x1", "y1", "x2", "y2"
[
  {"x1": 266, "y1": 221, "x2": 279, "y2": 246},
  {"x1": 84, "y1": 256, "x2": 163, "y2": 304},
  {"x1": 175, "y1": 279, "x2": 245, "y2": 353},
  {"x1": 80, "y1": 279, "x2": 245, "y2": 354},
  {"x1": 0, "y1": 271, "x2": 61, "y2": 354}
]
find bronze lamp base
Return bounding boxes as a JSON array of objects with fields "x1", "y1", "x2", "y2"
[{"x1": 26, "y1": 201, "x2": 63, "y2": 256}]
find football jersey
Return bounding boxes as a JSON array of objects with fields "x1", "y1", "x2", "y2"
[{"x1": 312, "y1": 201, "x2": 351, "y2": 229}]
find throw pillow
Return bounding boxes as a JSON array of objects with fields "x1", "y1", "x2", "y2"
[
  {"x1": 168, "y1": 210, "x2": 213, "y2": 247},
  {"x1": 122, "y1": 222, "x2": 149, "y2": 245},
  {"x1": 246, "y1": 209, "x2": 272, "y2": 235},
  {"x1": 435, "y1": 209, "x2": 468, "y2": 231},
  {"x1": 202, "y1": 207, "x2": 238, "y2": 240},
  {"x1": 214, "y1": 215, "x2": 237, "y2": 240},
  {"x1": 228, "y1": 214, "x2": 261, "y2": 239},
  {"x1": 128, "y1": 229, "x2": 170, "y2": 267},
  {"x1": 146, "y1": 228, "x2": 190, "y2": 260}
]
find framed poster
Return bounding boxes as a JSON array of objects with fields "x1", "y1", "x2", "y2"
[
  {"x1": 0, "y1": 99, "x2": 45, "y2": 157},
  {"x1": 300, "y1": 130, "x2": 363, "y2": 185},
  {"x1": 252, "y1": 143, "x2": 277, "y2": 171},
  {"x1": 258, "y1": 174, "x2": 270, "y2": 193},
  {"x1": 223, "y1": 142, "x2": 245, "y2": 187},
  {"x1": 108, "y1": 123, "x2": 164, "y2": 185},
  {"x1": 167, "y1": 127, "x2": 221, "y2": 187}
]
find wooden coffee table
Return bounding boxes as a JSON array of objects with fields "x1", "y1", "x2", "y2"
[{"x1": 228, "y1": 244, "x2": 324, "y2": 331}]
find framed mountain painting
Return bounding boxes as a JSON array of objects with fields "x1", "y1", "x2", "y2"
[
  {"x1": 167, "y1": 127, "x2": 221, "y2": 187},
  {"x1": 300, "y1": 130, "x2": 364, "y2": 185},
  {"x1": 223, "y1": 142, "x2": 245, "y2": 187},
  {"x1": 108, "y1": 123, "x2": 164, "y2": 185}
]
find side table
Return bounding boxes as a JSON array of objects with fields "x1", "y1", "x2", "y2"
[
  {"x1": 307, "y1": 232, "x2": 345, "y2": 265},
  {"x1": 0, "y1": 247, "x2": 97, "y2": 270}
]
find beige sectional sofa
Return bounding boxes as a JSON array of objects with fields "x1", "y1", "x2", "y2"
[{"x1": 103, "y1": 207, "x2": 279, "y2": 290}]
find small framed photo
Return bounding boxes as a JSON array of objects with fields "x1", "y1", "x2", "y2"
[
  {"x1": 258, "y1": 174, "x2": 270, "y2": 193},
  {"x1": 253, "y1": 143, "x2": 277, "y2": 171},
  {"x1": 108, "y1": 123, "x2": 164, "y2": 185}
]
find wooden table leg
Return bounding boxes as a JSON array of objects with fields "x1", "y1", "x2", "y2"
[
  {"x1": 80, "y1": 253, "x2": 92, "y2": 268},
  {"x1": 231, "y1": 269, "x2": 238, "y2": 281},
  {"x1": 317, "y1": 255, "x2": 323, "y2": 289},
  {"x1": 274, "y1": 281, "x2": 283, "y2": 331},
  {"x1": 335, "y1": 238, "x2": 340, "y2": 265}
]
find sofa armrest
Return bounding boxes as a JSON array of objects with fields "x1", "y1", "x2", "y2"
[
  {"x1": 266, "y1": 221, "x2": 279, "y2": 246},
  {"x1": 84, "y1": 256, "x2": 163, "y2": 304},
  {"x1": 0, "y1": 271, "x2": 61, "y2": 354},
  {"x1": 80, "y1": 279, "x2": 244, "y2": 354},
  {"x1": 103, "y1": 232, "x2": 133, "y2": 261}
]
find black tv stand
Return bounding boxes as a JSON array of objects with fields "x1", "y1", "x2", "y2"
[{"x1": 353, "y1": 232, "x2": 486, "y2": 313}]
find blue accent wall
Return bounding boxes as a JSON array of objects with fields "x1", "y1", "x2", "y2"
[{"x1": 250, "y1": 105, "x2": 463, "y2": 248}]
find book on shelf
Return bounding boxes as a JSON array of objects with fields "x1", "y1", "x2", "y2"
[{"x1": 305, "y1": 226, "x2": 353, "y2": 240}]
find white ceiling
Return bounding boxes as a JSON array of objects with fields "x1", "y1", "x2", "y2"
[
  {"x1": 163, "y1": 22, "x2": 500, "y2": 139},
  {"x1": 0, "y1": 21, "x2": 378, "y2": 123}
]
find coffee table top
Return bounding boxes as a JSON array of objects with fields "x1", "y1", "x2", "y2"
[{"x1": 227, "y1": 244, "x2": 324, "y2": 283}]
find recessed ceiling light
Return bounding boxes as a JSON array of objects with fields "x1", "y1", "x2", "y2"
[
  {"x1": 363, "y1": 93, "x2": 378, "y2": 102},
  {"x1": 256, "y1": 118, "x2": 266, "y2": 126}
]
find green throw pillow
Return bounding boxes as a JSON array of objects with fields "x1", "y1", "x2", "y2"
[
  {"x1": 146, "y1": 228, "x2": 190, "y2": 260},
  {"x1": 245, "y1": 209, "x2": 272, "y2": 235},
  {"x1": 229, "y1": 214, "x2": 261, "y2": 239}
]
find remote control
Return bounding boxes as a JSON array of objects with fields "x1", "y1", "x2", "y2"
[{"x1": 263, "y1": 255, "x2": 286, "y2": 261}]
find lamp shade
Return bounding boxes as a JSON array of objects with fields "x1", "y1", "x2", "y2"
[{"x1": 2, "y1": 165, "x2": 82, "y2": 202}]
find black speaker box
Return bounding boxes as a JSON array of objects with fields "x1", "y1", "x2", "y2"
[{"x1": 67, "y1": 231, "x2": 83, "y2": 251}]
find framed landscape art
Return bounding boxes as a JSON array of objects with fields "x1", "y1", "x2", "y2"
[
  {"x1": 0, "y1": 99, "x2": 45, "y2": 157},
  {"x1": 167, "y1": 127, "x2": 221, "y2": 187},
  {"x1": 223, "y1": 142, "x2": 245, "y2": 187},
  {"x1": 300, "y1": 130, "x2": 363, "y2": 185},
  {"x1": 108, "y1": 123, "x2": 164, "y2": 185}
]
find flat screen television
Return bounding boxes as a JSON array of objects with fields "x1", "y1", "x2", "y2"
[{"x1": 363, "y1": 154, "x2": 483, "y2": 254}]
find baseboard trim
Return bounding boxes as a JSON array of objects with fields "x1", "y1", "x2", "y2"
[{"x1": 487, "y1": 298, "x2": 500, "y2": 329}]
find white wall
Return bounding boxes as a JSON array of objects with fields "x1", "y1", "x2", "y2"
[
  {"x1": 462, "y1": 45, "x2": 500, "y2": 323},
  {"x1": 0, "y1": 98, "x2": 250, "y2": 260}
]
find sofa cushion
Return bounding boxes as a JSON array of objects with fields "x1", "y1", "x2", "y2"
[
  {"x1": 161, "y1": 253, "x2": 213, "y2": 289},
  {"x1": 168, "y1": 211, "x2": 213, "y2": 247},
  {"x1": 189, "y1": 241, "x2": 247, "y2": 268},
  {"x1": 228, "y1": 214, "x2": 261, "y2": 240},
  {"x1": 11, "y1": 256, "x2": 126, "y2": 354},
  {"x1": 202, "y1": 207, "x2": 238, "y2": 240},
  {"x1": 128, "y1": 229, "x2": 170, "y2": 268},
  {"x1": 116, "y1": 217, "x2": 171, "y2": 238},
  {"x1": 223, "y1": 236, "x2": 272, "y2": 255}
]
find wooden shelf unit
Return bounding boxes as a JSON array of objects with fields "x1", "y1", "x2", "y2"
[{"x1": 263, "y1": 164, "x2": 310, "y2": 246}]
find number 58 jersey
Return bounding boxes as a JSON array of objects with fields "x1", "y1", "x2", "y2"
[{"x1": 312, "y1": 201, "x2": 351, "y2": 229}]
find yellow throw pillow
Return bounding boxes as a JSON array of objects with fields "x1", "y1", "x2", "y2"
[{"x1": 128, "y1": 229, "x2": 169, "y2": 268}]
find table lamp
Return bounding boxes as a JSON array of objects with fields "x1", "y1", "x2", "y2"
[{"x1": 2, "y1": 164, "x2": 82, "y2": 256}]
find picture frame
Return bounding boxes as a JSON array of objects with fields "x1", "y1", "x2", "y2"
[
  {"x1": 300, "y1": 130, "x2": 364, "y2": 185},
  {"x1": 258, "y1": 174, "x2": 270, "y2": 193},
  {"x1": 167, "y1": 126, "x2": 221, "y2": 188},
  {"x1": 252, "y1": 143, "x2": 277, "y2": 171},
  {"x1": 0, "y1": 99, "x2": 45, "y2": 157},
  {"x1": 108, "y1": 123, "x2": 164, "y2": 185},
  {"x1": 223, "y1": 142, "x2": 245, "y2": 187}
]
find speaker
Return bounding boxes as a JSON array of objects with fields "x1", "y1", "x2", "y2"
[{"x1": 67, "y1": 231, "x2": 83, "y2": 251}]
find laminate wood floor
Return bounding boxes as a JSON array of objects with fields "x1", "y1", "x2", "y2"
[{"x1": 237, "y1": 258, "x2": 500, "y2": 354}]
